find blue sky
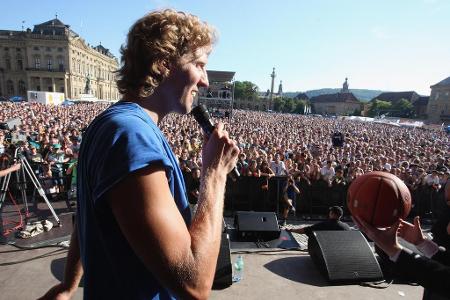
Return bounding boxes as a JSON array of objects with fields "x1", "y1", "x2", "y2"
[{"x1": 2, "y1": 0, "x2": 449, "y2": 95}]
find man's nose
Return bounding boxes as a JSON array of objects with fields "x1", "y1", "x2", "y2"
[{"x1": 199, "y1": 70, "x2": 209, "y2": 88}]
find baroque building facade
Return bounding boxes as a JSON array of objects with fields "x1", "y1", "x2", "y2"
[{"x1": 0, "y1": 18, "x2": 119, "y2": 100}]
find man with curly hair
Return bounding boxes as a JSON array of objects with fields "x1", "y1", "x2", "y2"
[{"x1": 40, "y1": 9, "x2": 239, "y2": 300}]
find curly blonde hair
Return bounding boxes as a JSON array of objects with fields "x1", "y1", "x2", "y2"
[{"x1": 117, "y1": 9, "x2": 216, "y2": 99}]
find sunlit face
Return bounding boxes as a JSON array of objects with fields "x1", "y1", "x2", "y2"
[{"x1": 163, "y1": 46, "x2": 210, "y2": 114}]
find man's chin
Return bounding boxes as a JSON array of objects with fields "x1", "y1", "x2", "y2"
[{"x1": 174, "y1": 104, "x2": 191, "y2": 115}]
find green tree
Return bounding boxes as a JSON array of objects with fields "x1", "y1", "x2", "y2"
[
  {"x1": 352, "y1": 108, "x2": 362, "y2": 116},
  {"x1": 293, "y1": 99, "x2": 308, "y2": 114},
  {"x1": 392, "y1": 98, "x2": 413, "y2": 117},
  {"x1": 234, "y1": 81, "x2": 259, "y2": 100},
  {"x1": 273, "y1": 98, "x2": 284, "y2": 112},
  {"x1": 368, "y1": 99, "x2": 392, "y2": 117},
  {"x1": 282, "y1": 98, "x2": 295, "y2": 113}
]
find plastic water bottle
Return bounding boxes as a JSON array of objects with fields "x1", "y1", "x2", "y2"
[{"x1": 233, "y1": 255, "x2": 244, "y2": 283}]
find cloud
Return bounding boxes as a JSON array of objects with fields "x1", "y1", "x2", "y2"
[{"x1": 371, "y1": 27, "x2": 391, "y2": 40}]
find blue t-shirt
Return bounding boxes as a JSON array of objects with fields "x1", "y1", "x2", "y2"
[{"x1": 77, "y1": 101, "x2": 191, "y2": 300}]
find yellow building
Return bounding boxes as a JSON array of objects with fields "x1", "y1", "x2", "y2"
[
  {"x1": 427, "y1": 76, "x2": 450, "y2": 124},
  {"x1": 310, "y1": 79, "x2": 362, "y2": 116},
  {"x1": 0, "y1": 18, "x2": 119, "y2": 100}
]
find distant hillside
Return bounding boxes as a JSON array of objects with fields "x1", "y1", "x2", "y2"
[{"x1": 284, "y1": 89, "x2": 386, "y2": 102}]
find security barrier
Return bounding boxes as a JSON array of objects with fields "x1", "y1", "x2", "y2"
[{"x1": 222, "y1": 176, "x2": 447, "y2": 220}]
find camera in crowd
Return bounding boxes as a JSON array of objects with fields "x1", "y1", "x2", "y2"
[{"x1": 331, "y1": 131, "x2": 345, "y2": 147}]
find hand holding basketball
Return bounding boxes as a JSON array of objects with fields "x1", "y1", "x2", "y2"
[{"x1": 347, "y1": 171, "x2": 412, "y2": 227}]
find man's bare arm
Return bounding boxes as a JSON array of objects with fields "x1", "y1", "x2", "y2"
[
  {"x1": 38, "y1": 228, "x2": 83, "y2": 300},
  {"x1": 109, "y1": 124, "x2": 238, "y2": 300}
]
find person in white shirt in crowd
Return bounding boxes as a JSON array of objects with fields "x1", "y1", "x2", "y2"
[
  {"x1": 424, "y1": 170, "x2": 441, "y2": 190},
  {"x1": 270, "y1": 153, "x2": 288, "y2": 176},
  {"x1": 320, "y1": 160, "x2": 335, "y2": 186}
]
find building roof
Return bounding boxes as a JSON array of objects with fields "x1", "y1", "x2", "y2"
[
  {"x1": 431, "y1": 76, "x2": 450, "y2": 88},
  {"x1": 32, "y1": 18, "x2": 72, "y2": 36},
  {"x1": 34, "y1": 18, "x2": 67, "y2": 28},
  {"x1": 370, "y1": 91, "x2": 420, "y2": 103},
  {"x1": 310, "y1": 92, "x2": 360, "y2": 104},
  {"x1": 294, "y1": 93, "x2": 309, "y2": 100},
  {"x1": 207, "y1": 70, "x2": 235, "y2": 83},
  {"x1": 93, "y1": 44, "x2": 115, "y2": 58}
]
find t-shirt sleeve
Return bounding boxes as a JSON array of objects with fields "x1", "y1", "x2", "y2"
[{"x1": 91, "y1": 115, "x2": 172, "y2": 204}]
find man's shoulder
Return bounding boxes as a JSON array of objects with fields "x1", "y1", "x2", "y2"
[
  {"x1": 91, "y1": 102, "x2": 150, "y2": 129},
  {"x1": 337, "y1": 220, "x2": 351, "y2": 230}
]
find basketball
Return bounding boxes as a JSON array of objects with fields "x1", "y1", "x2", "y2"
[{"x1": 347, "y1": 171, "x2": 412, "y2": 227}]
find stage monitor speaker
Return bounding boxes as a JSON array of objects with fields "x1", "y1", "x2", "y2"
[
  {"x1": 234, "y1": 211, "x2": 280, "y2": 241},
  {"x1": 213, "y1": 232, "x2": 232, "y2": 289},
  {"x1": 308, "y1": 230, "x2": 383, "y2": 284}
]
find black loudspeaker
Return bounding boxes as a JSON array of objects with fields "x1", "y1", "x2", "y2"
[
  {"x1": 213, "y1": 232, "x2": 232, "y2": 289},
  {"x1": 308, "y1": 230, "x2": 383, "y2": 284},
  {"x1": 234, "y1": 211, "x2": 280, "y2": 241}
]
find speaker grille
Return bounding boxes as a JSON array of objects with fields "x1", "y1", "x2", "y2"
[
  {"x1": 234, "y1": 211, "x2": 280, "y2": 241},
  {"x1": 309, "y1": 231, "x2": 383, "y2": 283},
  {"x1": 213, "y1": 233, "x2": 232, "y2": 288}
]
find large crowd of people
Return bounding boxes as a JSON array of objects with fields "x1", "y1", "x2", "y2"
[
  {"x1": 1, "y1": 8, "x2": 449, "y2": 299},
  {"x1": 0, "y1": 101, "x2": 449, "y2": 216}
]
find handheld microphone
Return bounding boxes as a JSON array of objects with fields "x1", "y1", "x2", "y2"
[{"x1": 191, "y1": 104, "x2": 240, "y2": 179}]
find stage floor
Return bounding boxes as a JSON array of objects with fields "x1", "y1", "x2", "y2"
[
  {"x1": 0, "y1": 218, "x2": 424, "y2": 300},
  {"x1": 0, "y1": 200, "x2": 426, "y2": 299},
  {"x1": 0, "y1": 245, "x2": 423, "y2": 300}
]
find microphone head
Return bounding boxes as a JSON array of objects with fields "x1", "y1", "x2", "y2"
[{"x1": 191, "y1": 104, "x2": 210, "y2": 123}]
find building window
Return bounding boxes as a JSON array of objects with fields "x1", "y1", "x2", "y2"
[
  {"x1": 47, "y1": 58, "x2": 52, "y2": 70},
  {"x1": 37, "y1": 85, "x2": 41, "y2": 91},
  {"x1": 16, "y1": 48, "x2": 21, "y2": 52},
  {"x1": 58, "y1": 47, "x2": 63, "y2": 52},
  {"x1": 60, "y1": 86, "x2": 64, "y2": 93},
  {"x1": 34, "y1": 46, "x2": 39, "y2": 51},
  {"x1": 48, "y1": 86, "x2": 53, "y2": 92},
  {"x1": 5, "y1": 57, "x2": 11, "y2": 70},
  {"x1": 18, "y1": 80, "x2": 26, "y2": 95},
  {"x1": 35, "y1": 57, "x2": 41, "y2": 69},
  {"x1": 58, "y1": 57, "x2": 64, "y2": 71},
  {"x1": 17, "y1": 59, "x2": 23, "y2": 70},
  {"x1": 46, "y1": 47, "x2": 51, "y2": 52},
  {"x1": 6, "y1": 80, "x2": 14, "y2": 95}
]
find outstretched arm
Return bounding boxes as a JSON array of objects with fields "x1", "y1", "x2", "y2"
[
  {"x1": 0, "y1": 163, "x2": 21, "y2": 177},
  {"x1": 287, "y1": 227, "x2": 306, "y2": 234}
]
